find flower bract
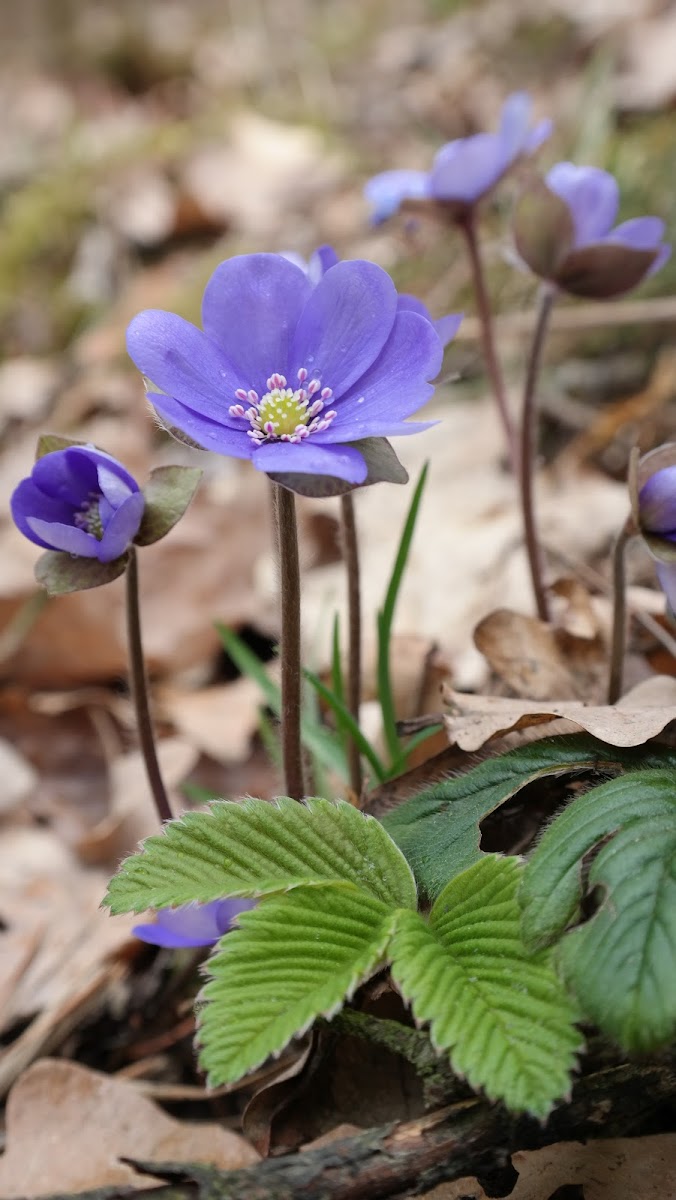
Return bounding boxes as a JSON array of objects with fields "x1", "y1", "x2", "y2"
[
  {"x1": 635, "y1": 447, "x2": 676, "y2": 611},
  {"x1": 514, "y1": 163, "x2": 671, "y2": 299},
  {"x1": 365, "y1": 92, "x2": 551, "y2": 223},
  {"x1": 127, "y1": 252, "x2": 448, "y2": 485},
  {"x1": 11, "y1": 445, "x2": 144, "y2": 564},
  {"x1": 133, "y1": 899, "x2": 256, "y2": 948}
]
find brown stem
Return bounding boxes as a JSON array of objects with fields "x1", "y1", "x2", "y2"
[
  {"x1": 459, "y1": 214, "x2": 519, "y2": 475},
  {"x1": 125, "y1": 546, "x2": 172, "y2": 824},
  {"x1": 339, "y1": 492, "x2": 363, "y2": 798},
  {"x1": 608, "y1": 516, "x2": 637, "y2": 705},
  {"x1": 520, "y1": 284, "x2": 556, "y2": 622},
  {"x1": 273, "y1": 483, "x2": 305, "y2": 800}
]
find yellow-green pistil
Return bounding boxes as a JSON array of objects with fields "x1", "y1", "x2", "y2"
[{"x1": 229, "y1": 370, "x2": 337, "y2": 445}]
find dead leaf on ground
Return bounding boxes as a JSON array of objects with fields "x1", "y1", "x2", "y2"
[
  {"x1": 0, "y1": 827, "x2": 137, "y2": 1095},
  {"x1": 442, "y1": 674, "x2": 676, "y2": 752},
  {"x1": 420, "y1": 1133, "x2": 676, "y2": 1198},
  {"x1": 159, "y1": 676, "x2": 268, "y2": 766},
  {"x1": 474, "y1": 609, "x2": 580, "y2": 701},
  {"x1": 0, "y1": 1059, "x2": 259, "y2": 1197},
  {"x1": 76, "y1": 737, "x2": 198, "y2": 866}
]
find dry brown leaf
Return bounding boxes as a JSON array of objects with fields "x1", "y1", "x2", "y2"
[
  {"x1": 0, "y1": 1059, "x2": 259, "y2": 1196},
  {"x1": 473, "y1": 609, "x2": 579, "y2": 701},
  {"x1": 76, "y1": 737, "x2": 198, "y2": 866},
  {"x1": 443, "y1": 675, "x2": 676, "y2": 752},
  {"x1": 0, "y1": 827, "x2": 137, "y2": 1095},
  {"x1": 159, "y1": 677, "x2": 264, "y2": 765},
  {"x1": 0, "y1": 736, "x2": 37, "y2": 812},
  {"x1": 420, "y1": 1133, "x2": 676, "y2": 1198}
]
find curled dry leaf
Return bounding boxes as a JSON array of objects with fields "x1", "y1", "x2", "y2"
[
  {"x1": 0, "y1": 1059, "x2": 259, "y2": 1197},
  {"x1": 442, "y1": 675, "x2": 676, "y2": 752}
]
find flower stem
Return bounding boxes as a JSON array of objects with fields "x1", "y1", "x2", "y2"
[
  {"x1": 273, "y1": 483, "x2": 305, "y2": 800},
  {"x1": 340, "y1": 492, "x2": 363, "y2": 799},
  {"x1": 520, "y1": 284, "x2": 556, "y2": 623},
  {"x1": 459, "y1": 213, "x2": 519, "y2": 475},
  {"x1": 608, "y1": 516, "x2": 637, "y2": 705},
  {"x1": 125, "y1": 546, "x2": 172, "y2": 824}
]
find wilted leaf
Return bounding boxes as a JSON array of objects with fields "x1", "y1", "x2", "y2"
[
  {"x1": 442, "y1": 675, "x2": 676, "y2": 751},
  {"x1": 0, "y1": 1059, "x2": 258, "y2": 1196},
  {"x1": 473, "y1": 609, "x2": 579, "y2": 700}
]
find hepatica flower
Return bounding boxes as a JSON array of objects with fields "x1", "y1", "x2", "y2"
[
  {"x1": 514, "y1": 163, "x2": 670, "y2": 298},
  {"x1": 365, "y1": 92, "x2": 551, "y2": 223},
  {"x1": 11, "y1": 445, "x2": 144, "y2": 563},
  {"x1": 133, "y1": 899, "x2": 256, "y2": 948},
  {"x1": 126, "y1": 253, "x2": 447, "y2": 486},
  {"x1": 633, "y1": 445, "x2": 676, "y2": 611}
]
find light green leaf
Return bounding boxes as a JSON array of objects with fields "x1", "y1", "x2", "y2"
[
  {"x1": 198, "y1": 883, "x2": 397, "y2": 1085},
  {"x1": 105, "y1": 795, "x2": 417, "y2": 913},
  {"x1": 382, "y1": 734, "x2": 676, "y2": 901},
  {"x1": 520, "y1": 767, "x2": 676, "y2": 1052},
  {"x1": 390, "y1": 856, "x2": 581, "y2": 1117}
]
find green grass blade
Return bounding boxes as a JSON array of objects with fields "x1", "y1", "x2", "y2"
[
  {"x1": 377, "y1": 463, "x2": 429, "y2": 763},
  {"x1": 305, "y1": 668, "x2": 387, "y2": 784}
]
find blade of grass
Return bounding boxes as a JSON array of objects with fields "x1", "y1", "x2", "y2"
[
  {"x1": 304, "y1": 668, "x2": 388, "y2": 784},
  {"x1": 377, "y1": 463, "x2": 430, "y2": 763},
  {"x1": 389, "y1": 724, "x2": 444, "y2": 777},
  {"x1": 217, "y1": 624, "x2": 348, "y2": 781}
]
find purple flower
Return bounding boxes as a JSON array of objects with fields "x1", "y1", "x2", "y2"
[
  {"x1": 11, "y1": 445, "x2": 144, "y2": 563},
  {"x1": 514, "y1": 164, "x2": 670, "y2": 299},
  {"x1": 126, "y1": 252, "x2": 447, "y2": 485},
  {"x1": 365, "y1": 93, "x2": 551, "y2": 223},
  {"x1": 637, "y1": 456, "x2": 676, "y2": 611},
  {"x1": 133, "y1": 898, "x2": 256, "y2": 948},
  {"x1": 289, "y1": 243, "x2": 462, "y2": 348}
]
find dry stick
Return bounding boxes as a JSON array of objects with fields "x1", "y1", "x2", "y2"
[
  {"x1": 125, "y1": 546, "x2": 172, "y2": 824},
  {"x1": 273, "y1": 483, "x2": 305, "y2": 800},
  {"x1": 458, "y1": 213, "x2": 519, "y2": 476},
  {"x1": 608, "y1": 516, "x2": 637, "y2": 705},
  {"x1": 340, "y1": 492, "x2": 363, "y2": 798},
  {"x1": 520, "y1": 284, "x2": 556, "y2": 623}
]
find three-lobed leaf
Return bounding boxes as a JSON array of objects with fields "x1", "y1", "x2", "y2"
[
  {"x1": 382, "y1": 735, "x2": 676, "y2": 901},
  {"x1": 199, "y1": 883, "x2": 397, "y2": 1085},
  {"x1": 105, "y1": 796, "x2": 417, "y2": 914},
  {"x1": 520, "y1": 767, "x2": 676, "y2": 1052},
  {"x1": 390, "y1": 856, "x2": 581, "y2": 1117}
]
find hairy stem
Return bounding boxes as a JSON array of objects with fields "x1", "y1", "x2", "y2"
[
  {"x1": 340, "y1": 492, "x2": 363, "y2": 798},
  {"x1": 520, "y1": 284, "x2": 556, "y2": 622},
  {"x1": 273, "y1": 483, "x2": 305, "y2": 800},
  {"x1": 459, "y1": 214, "x2": 519, "y2": 475},
  {"x1": 608, "y1": 516, "x2": 637, "y2": 705},
  {"x1": 125, "y1": 546, "x2": 172, "y2": 824}
]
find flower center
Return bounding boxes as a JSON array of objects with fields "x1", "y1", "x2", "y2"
[
  {"x1": 229, "y1": 370, "x2": 337, "y2": 447},
  {"x1": 74, "y1": 495, "x2": 104, "y2": 540}
]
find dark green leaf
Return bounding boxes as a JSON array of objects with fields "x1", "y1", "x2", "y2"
[
  {"x1": 35, "y1": 549, "x2": 128, "y2": 595},
  {"x1": 135, "y1": 465, "x2": 202, "y2": 546}
]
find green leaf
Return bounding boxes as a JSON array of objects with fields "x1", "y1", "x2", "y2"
[
  {"x1": 35, "y1": 549, "x2": 129, "y2": 595},
  {"x1": 378, "y1": 462, "x2": 429, "y2": 762},
  {"x1": 304, "y1": 668, "x2": 387, "y2": 783},
  {"x1": 390, "y1": 856, "x2": 581, "y2": 1117},
  {"x1": 520, "y1": 767, "x2": 676, "y2": 1052},
  {"x1": 105, "y1": 795, "x2": 417, "y2": 913},
  {"x1": 199, "y1": 883, "x2": 397, "y2": 1085},
  {"x1": 382, "y1": 734, "x2": 676, "y2": 901},
  {"x1": 520, "y1": 767, "x2": 676, "y2": 950},
  {"x1": 217, "y1": 624, "x2": 348, "y2": 780},
  {"x1": 35, "y1": 434, "x2": 85, "y2": 459},
  {"x1": 134, "y1": 465, "x2": 202, "y2": 546}
]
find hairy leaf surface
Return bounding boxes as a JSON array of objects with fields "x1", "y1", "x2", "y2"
[
  {"x1": 198, "y1": 884, "x2": 397, "y2": 1084},
  {"x1": 105, "y1": 796, "x2": 416, "y2": 913},
  {"x1": 521, "y1": 768, "x2": 676, "y2": 1051},
  {"x1": 382, "y1": 735, "x2": 674, "y2": 900},
  {"x1": 390, "y1": 856, "x2": 581, "y2": 1117}
]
